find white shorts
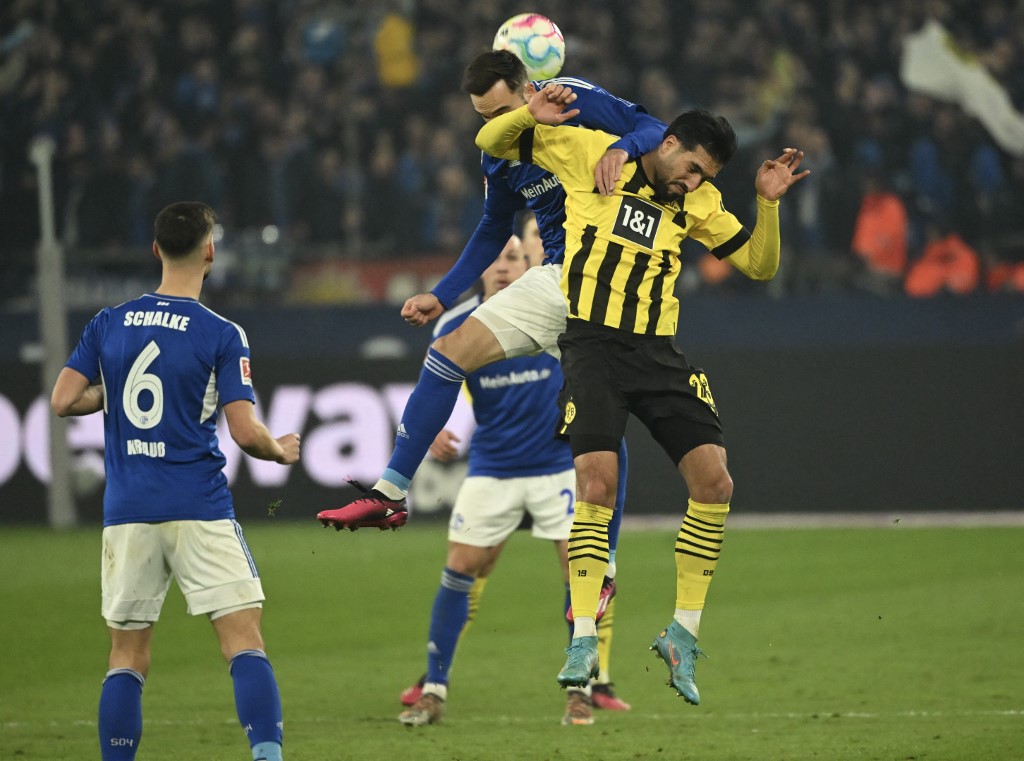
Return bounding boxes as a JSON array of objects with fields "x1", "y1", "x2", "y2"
[
  {"x1": 101, "y1": 519, "x2": 265, "y2": 628},
  {"x1": 448, "y1": 469, "x2": 576, "y2": 547},
  {"x1": 471, "y1": 263, "x2": 567, "y2": 359}
]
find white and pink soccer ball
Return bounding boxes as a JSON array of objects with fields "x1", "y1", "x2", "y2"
[{"x1": 492, "y1": 13, "x2": 565, "y2": 81}]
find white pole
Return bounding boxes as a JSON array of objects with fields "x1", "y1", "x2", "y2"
[{"x1": 29, "y1": 135, "x2": 76, "y2": 529}]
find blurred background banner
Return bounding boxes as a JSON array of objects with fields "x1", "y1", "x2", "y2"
[
  {"x1": 1, "y1": 0, "x2": 1023, "y2": 523},
  {"x1": 2, "y1": 299, "x2": 1021, "y2": 524},
  {"x1": 901, "y1": 19, "x2": 1024, "y2": 156}
]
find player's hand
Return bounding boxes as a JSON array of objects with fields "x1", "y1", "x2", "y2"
[
  {"x1": 595, "y1": 148, "x2": 628, "y2": 196},
  {"x1": 402, "y1": 293, "x2": 444, "y2": 326},
  {"x1": 755, "y1": 148, "x2": 810, "y2": 202},
  {"x1": 528, "y1": 83, "x2": 580, "y2": 125},
  {"x1": 428, "y1": 429, "x2": 461, "y2": 462},
  {"x1": 275, "y1": 433, "x2": 301, "y2": 465}
]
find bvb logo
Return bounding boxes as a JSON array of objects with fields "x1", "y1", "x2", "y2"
[{"x1": 563, "y1": 401, "x2": 576, "y2": 426}]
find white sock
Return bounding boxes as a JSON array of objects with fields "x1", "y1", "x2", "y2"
[
  {"x1": 573, "y1": 616, "x2": 597, "y2": 637},
  {"x1": 673, "y1": 608, "x2": 702, "y2": 638},
  {"x1": 605, "y1": 561, "x2": 616, "y2": 580},
  {"x1": 373, "y1": 479, "x2": 407, "y2": 500},
  {"x1": 422, "y1": 682, "x2": 447, "y2": 701}
]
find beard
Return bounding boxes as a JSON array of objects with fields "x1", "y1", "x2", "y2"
[{"x1": 650, "y1": 178, "x2": 684, "y2": 204}]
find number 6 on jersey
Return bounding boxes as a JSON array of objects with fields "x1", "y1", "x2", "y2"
[{"x1": 123, "y1": 340, "x2": 163, "y2": 429}]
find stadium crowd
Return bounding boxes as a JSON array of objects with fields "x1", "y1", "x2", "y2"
[{"x1": 1, "y1": 0, "x2": 1023, "y2": 301}]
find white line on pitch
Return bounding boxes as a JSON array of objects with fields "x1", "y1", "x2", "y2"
[{"x1": 4, "y1": 708, "x2": 1022, "y2": 730}]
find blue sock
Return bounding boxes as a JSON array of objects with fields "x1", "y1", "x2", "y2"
[
  {"x1": 99, "y1": 668, "x2": 144, "y2": 760},
  {"x1": 425, "y1": 567, "x2": 474, "y2": 685},
  {"x1": 608, "y1": 438, "x2": 628, "y2": 563},
  {"x1": 386, "y1": 348, "x2": 467, "y2": 486},
  {"x1": 229, "y1": 650, "x2": 283, "y2": 759}
]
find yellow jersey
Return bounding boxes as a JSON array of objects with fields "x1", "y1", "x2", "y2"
[{"x1": 479, "y1": 112, "x2": 750, "y2": 335}]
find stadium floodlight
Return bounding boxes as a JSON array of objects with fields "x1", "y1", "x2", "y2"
[{"x1": 29, "y1": 135, "x2": 76, "y2": 528}]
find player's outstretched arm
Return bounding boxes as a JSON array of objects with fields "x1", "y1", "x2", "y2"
[
  {"x1": 476, "y1": 86, "x2": 579, "y2": 158},
  {"x1": 428, "y1": 429, "x2": 461, "y2": 462},
  {"x1": 224, "y1": 399, "x2": 301, "y2": 464},
  {"x1": 476, "y1": 105, "x2": 537, "y2": 158},
  {"x1": 528, "y1": 83, "x2": 580, "y2": 125},
  {"x1": 728, "y1": 148, "x2": 811, "y2": 282},
  {"x1": 402, "y1": 293, "x2": 445, "y2": 327},
  {"x1": 51, "y1": 367, "x2": 104, "y2": 417},
  {"x1": 755, "y1": 148, "x2": 810, "y2": 201}
]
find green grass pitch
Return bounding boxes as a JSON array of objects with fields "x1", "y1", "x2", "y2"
[{"x1": 2, "y1": 520, "x2": 1022, "y2": 760}]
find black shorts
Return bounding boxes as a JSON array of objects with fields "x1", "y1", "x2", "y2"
[{"x1": 556, "y1": 319, "x2": 725, "y2": 465}]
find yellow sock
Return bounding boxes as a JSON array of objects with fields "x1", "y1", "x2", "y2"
[
  {"x1": 596, "y1": 595, "x2": 615, "y2": 683},
  {"x1": 462, "y1": 576, "x2": 487, "y2": 634},
  {"x1": 568, "y1": 502, "x2": 613, "y2": 621},
  {"x1": 440, "y1": 576, "x2": 487, "y2": 681},
  {"x1": 675, "y1": 499, "x2": 730, "y2": 611}
]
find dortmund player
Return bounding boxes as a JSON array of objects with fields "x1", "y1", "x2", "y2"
[{"x1": 476, "y1": 84, "x2": 809, "y2": 704}]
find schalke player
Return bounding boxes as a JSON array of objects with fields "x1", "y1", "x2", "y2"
[
  {"x1": 51, "y1": 202, "x2": 300, "y2": 761},
  {"x1": 317, "y1": 52, "x2": 669, "y2": 597},
  {"x1": 397, "y1": 229, "x2": 627, "y2": 728},
  {"x1": 398, "y1": 216, "x2": 629, "y2": 715}
]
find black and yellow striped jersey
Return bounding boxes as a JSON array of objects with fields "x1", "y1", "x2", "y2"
[{"x1": 480, "y1": 117, "x2": 750, "y2": 336}]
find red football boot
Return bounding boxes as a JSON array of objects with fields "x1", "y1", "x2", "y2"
[{"x1": 317, "y1": 482, "x2": 408, "y2": 531}]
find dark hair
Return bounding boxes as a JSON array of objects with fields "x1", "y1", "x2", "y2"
[
  {"x1": 462, "y1": 49, "x2": 528, "y2": 96},
  {"x1": 664, "y1": 110, "x2": 738, "y2": 167},
  {"x1": 154, "y1": 202, "x2": 216, "y2": 257}
]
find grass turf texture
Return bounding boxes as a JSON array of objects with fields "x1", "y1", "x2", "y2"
[{"x1": 2, "y1": 521, "x2": 1021, "y2": 760}]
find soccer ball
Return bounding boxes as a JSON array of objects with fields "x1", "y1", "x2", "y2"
[{"x1": 492, "y1": 13, "x2": 565, "y2": 81}]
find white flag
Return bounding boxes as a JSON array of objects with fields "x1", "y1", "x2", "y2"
[{"x1": 901, "y1": 19, "x2": 1024, "y2": 156}]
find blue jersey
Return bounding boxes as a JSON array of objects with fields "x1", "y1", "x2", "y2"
[
  {"x1": 434, "y1": 297, "x2": 572, "y2": 478},
  {"x1": 431, "y1": 78, "x2": 668, "y2": 308},
  {"x1": 66, "y1": 293, "x2": 256, "y2": 526}
]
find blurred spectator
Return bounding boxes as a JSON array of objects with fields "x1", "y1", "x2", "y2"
[
  {"x1": 291, "y1": 146, "x2": 355, "y2": 244},
  {"x1": 987, "y1": 259, "x2": 1024, "y2": 294},
  {"x1": 363, "y1": 131, "x2": 401, "y2": 250},
  {"x1": 850, "y1": 171, "x2": 909, "y2": 294},
  {"x1": 904, "y1": 220, "x2": 981, "y2": 297},
  {"x1": 374, "y1": 7, "x2": 420, "y2": 88},
  {"x1": 0, "y1": 0, "x2": 1022, "y2": 305}
]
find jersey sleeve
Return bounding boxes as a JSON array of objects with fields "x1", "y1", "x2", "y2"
[
  {"x1": 475, "y1": 105, "x2": 542, "y2": 161},
  {"x1": 66, "y1": 309, "x2": 109, "y2": 382},
  {"x1": 684, "y1": 184, "x2": 751, "y2": 259},
  {"x1": 527, "y1": 124, "x2": 616, "y2": 191},
  {"x1": 215, "y1": 322, "x2": 257, "y2": 406},
  {"x1": 559, "y1": 82, "x2": 667, "y2": 159},
  {"x1": 724, "y1": 196, "x2": 781, "y2": 280},
  {"x1": 606, "y1": 110, "x2": 667, "y2": 159},
  {"x1": 431, "y1": 162, "x2": 522, "y2": 308}
]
